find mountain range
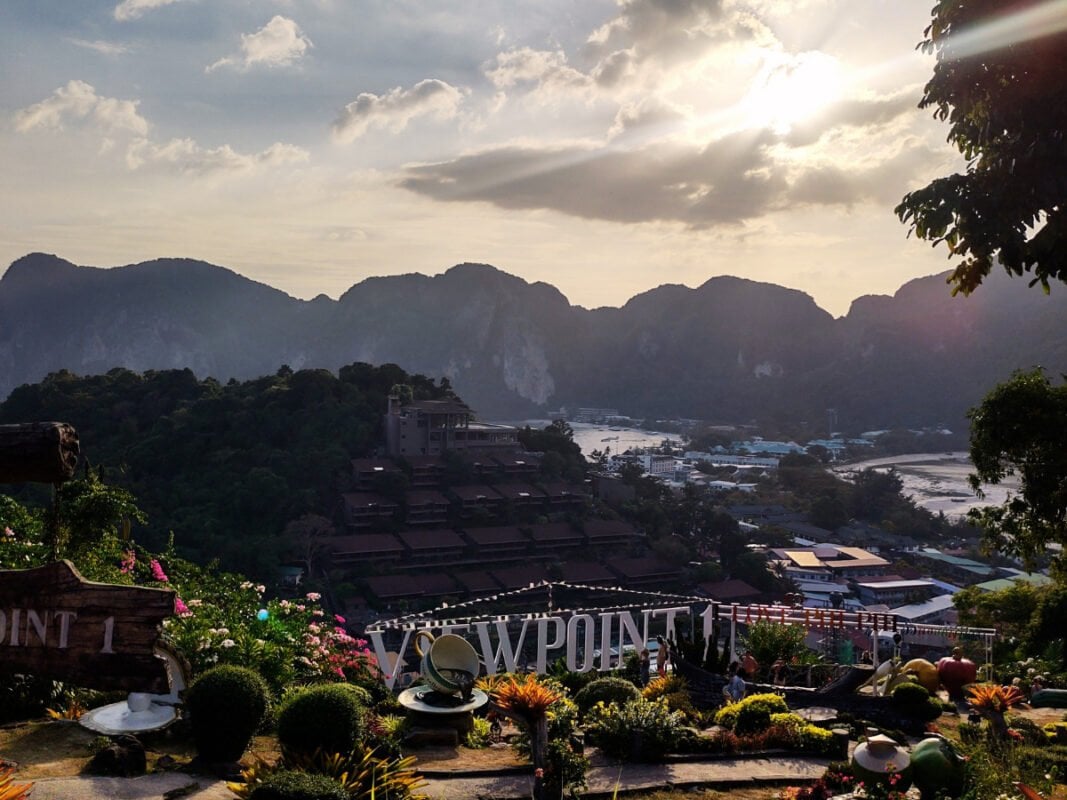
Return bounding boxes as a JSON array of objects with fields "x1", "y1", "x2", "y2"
[{"x1": 3, "y1": 252, "x2": 1065, "y2": 430}]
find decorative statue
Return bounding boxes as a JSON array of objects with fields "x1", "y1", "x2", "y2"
[{"x1": 937, "y1": 647, "x2": 977, "y2": 701}]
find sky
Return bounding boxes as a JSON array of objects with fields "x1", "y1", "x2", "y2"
[{"x1": 0, "y1": 0, "x2": 970, "y2": 317}]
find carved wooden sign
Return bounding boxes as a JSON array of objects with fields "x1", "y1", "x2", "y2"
[
  {"x1": 0, "y1": 560, "x2": 174, "y2": 692},
  {"x1": 0, "y1": 422, "x2": 80, "y2": 484}
]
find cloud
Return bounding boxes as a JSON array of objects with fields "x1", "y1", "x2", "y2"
[
  {"x1": 789, "y1": 139, "x2": 943, "y2": 206},
  {"x1": 400, "y1": 119, "x2": 939, "y2": 228},
  {"x1": 15, "y1": 81, "x2": 307, "y2": 179},
  {"x1": 126, "y1": 138, "x2": 309, "y2": 175},
  {"x1": 332, "y1": 79, "x2": 465, "y2": 143},
  {"x1": 783, "y1": 90, "x2": 920, "y2": 147},
  {"x1": 400, "y1": 130, "x2": 785, "y2": 227},
  {"x1": 114, "y1": 0, "x2": 186, "y2": 21},
  {"x1": 14, "y1": 80, "x2": 148, "y2": 136},
  {"x1": 67, "y1": 38, "x2": 131, "y2": 56},
  {"x1": 208, "y1": 16, "x2": 312, "y2": 72},
  {"x1": 484, "y1": 48, "x2": 592, "y2": 93}
]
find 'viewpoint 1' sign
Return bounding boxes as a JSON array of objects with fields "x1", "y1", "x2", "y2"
[{"x1": 0, "y1": 560, "x2": 174, "y2": 692}]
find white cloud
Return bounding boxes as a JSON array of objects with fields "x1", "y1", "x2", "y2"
[
  {"x1": 14, "y1": 82, "x2": 307, "y2": 179},
  {"x1": 126, "y1": 138, "x2": 309, "y2": 175},
  {"x1": 208, "y1": 16, "x2": 312, "y2": 73},
  {"x1": 14, "y1": 80, "x2": 148, "y2": 136},
  {"x1": 114, "y1": 0, "x2": 186, "y2": 22},
  {"x1": 333, "y1": 79, "x2": 466, "y2": 143},
  {"x1": 67, "y1": 38, "x2": 131, "y2": 56},
  {"x1": 484, "y1": 48, "x2": 591, "y2": 92}
]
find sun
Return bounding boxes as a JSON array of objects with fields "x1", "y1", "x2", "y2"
[{"x1": 739, "y1": 51, "x2": 844, "y2": 135}]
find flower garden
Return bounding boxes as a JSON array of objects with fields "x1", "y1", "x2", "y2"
[{"x1": 4, "y1": 481, "x2": 1067, "y2": 800}]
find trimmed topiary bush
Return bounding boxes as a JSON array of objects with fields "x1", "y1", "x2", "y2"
[
  {"x1": 574, "y1": 677, "x2": 641, "y2": 717},
  {"x1": 277, "y1": 683, "x2": 368, "y2": 758},
  {"x1": 247, "y1": 770, "x2": 348, "y2": 800},
  {"x1": 714, "y1": 692, "x2": 789, "y2": 734},
  {"x1": 186, "y1": 665, "x2": 269, "y2": 762},
  {"x1": 890, "y1": 681, "x2": 942, "y2": 722}
]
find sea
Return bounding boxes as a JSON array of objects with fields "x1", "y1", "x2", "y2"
[
  {"x1": 517, "y1": 421, "x2": 1012, "y2": 520},
  {"x1": 515, "y1": 421, "x2": 682, "y2": 457},
  {"x1": 834, "y1": 451, "x2": 1020, "y2": 520}
]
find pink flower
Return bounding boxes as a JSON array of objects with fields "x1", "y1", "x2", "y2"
[
  {"x1": 3, "y1": 526, "x2": 14, "y2": 538},
  {"x1": 120, "y1": 550, "x2": 136, "y2": 574},
  {"x1": 150, "y1": 559, "x2": 168, "y2": 582},
  {"x1": 534, "y1": 768, "x2": 544, "y2": 779},
  {"x1": 174, "y1": 597, "x2": 192, "y2": 616},
  {"x1": 334, "y1": 614, "x2": 346, "y2": 624},
  {"x1": 306, "y1": 592, "x2": 321, "y2": 601}
]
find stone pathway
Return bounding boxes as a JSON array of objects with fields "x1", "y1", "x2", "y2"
[{"x1": 23, "y1": 753, "x2": 829, "y2": 800}]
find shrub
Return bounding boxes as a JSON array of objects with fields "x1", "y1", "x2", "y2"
[
  {"x1": 770, "y1": 712, "x2": 806, "y2": 730},
  {"x1": 1044, "y1": 721, "x2": 1067, "y2": 744},
  {"x1": 1013, "y1": 745, "x2": 1067, "y2": 778},
  {"x1": 465, "y1": 716, "x2": 491, "y2": 749},
  {"x1": 891, "y1": 681, "x2": 930, "y2": 707},
  {"x1": 277, "y1": 683, "x2": 368, "y2": 759},
  {"x1": 890, "y1": 682, "x2": 942, "y2": 722},
  {"x1": 799, "y1": 724, "x2": 836, "y2": 755},
  {"x1": 280, "y1": 747, "x2": 426, "y2": 800},
  {"x1": 742, "y1": 621, "x2": 815, "y2": 671},
  {"x1": 714, "y1": 692, "x2": 789, "y2": 734},
  {"x1": 186, "y1": 665, "x2": 269, "y2": 762},
  {"x1": 574, "y1": 677, "x2": 641, "y2": 717},
  {"x1": 643, "y1": 675, "x2": 698, "y2": 721},
  {"x1": 585, "y1": 698, "x2": 684, "y2": 762},
  {"x1": 247, "y1": 770, "x2": 347, "y2": 800},
  {"x1": 1009, "y1": 716, "x2": 1051, "y2": 746}
]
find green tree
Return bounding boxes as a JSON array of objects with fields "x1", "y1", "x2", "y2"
[
  {"x1": 967, "y1": 368, "x2": 1067, "y2": 570},
  {"x1": 895, "y1": 0, "x2": 1067, "y2": 294}
]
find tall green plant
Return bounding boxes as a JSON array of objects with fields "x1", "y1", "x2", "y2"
[{"x1": 742, "y1": 620, "x2": 816, "y2": 669}]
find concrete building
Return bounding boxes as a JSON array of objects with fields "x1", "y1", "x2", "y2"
[{"x1": 384, "y1": 397, "x2": 519, "y2": 457}]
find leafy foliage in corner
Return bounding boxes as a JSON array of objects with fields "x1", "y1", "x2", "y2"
[
  {"x1": 967, "y1": 369, "x2": 1067, "y2": 571},
  {"x1": 0, "y1": 765, "x2": 33, "y2": 800},
  {"x1": 895, "y1": 0, "x2": 1067, "y2": 295},
  {"x1": 0, "y1": 363, "x2": 453, "y2": 577}
]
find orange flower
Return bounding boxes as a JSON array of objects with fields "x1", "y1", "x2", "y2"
[
  {"x1": 967, "y1": 683, "x2": 1026, "y2": 713},
  {"x1": 490, "y1": 675, "x2": 560, "y2": 723}
]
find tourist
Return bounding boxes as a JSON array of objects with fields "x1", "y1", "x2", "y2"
[
  {"x1": 639, "y1": 648, "x2": 651, "y2": 686},
  {"x1": 656, "y1": 636, "x2": 668, "y2": 678},
  {"x1": 771, "y1": 657, "x2": 786, "y2": 686},
  {"x1": 725, "y1": 661, "x2": 746, "y2": 702},
  {"x1": 741, "y1": 651, "x2": 759, "y2": 681}
]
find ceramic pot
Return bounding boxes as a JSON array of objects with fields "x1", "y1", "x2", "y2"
[
  {"x1": 852, "y1": 733, "x2": 912, "y2": 792},
  {"x1": 414, "y1": 631, "x2": 480, "y2": 696},
  {"x1": 910, "y1": 736, "x2": 966, "y2": 799}
]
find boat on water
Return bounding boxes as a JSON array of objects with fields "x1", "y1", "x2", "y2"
[{"x1": 601, "y1": 436, "x2": 619, "y2": 442}]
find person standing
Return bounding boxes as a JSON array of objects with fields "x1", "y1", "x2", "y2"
[{"x1": 639, "y1": 648, "x2": 651, "y2": 686}]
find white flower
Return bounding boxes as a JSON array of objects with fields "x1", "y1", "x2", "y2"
[
  {"x1": 255, "y1": 584, "x2": 266, "y2": 593},
  {"x1": 221, "y1": 639, "x2": 236, "y2": 648}
]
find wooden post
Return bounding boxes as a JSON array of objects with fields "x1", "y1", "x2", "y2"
[{"x1": 0, "y1": 422, "x2": 79, "y2": 484}]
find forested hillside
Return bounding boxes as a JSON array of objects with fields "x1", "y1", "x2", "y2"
[
  {"x1": 0, "y1": 364, "x2": 453, "y2": 577},
  {"x1": 4, "y1": 253, "x2": 1067, "y2": 429}
]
